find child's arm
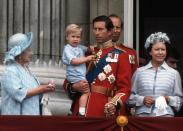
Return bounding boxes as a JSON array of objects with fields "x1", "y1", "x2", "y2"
[{"x1": 71, "y1": 55, "x2": 94, "y2": 65}]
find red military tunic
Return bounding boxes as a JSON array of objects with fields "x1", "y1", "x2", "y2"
[
  {"x1": 76, "y1": 44, "x2": 131, "y2": 117},
  {"x1": 64, "y1": 42, "x2": 132, "y2": 117},
  {"x1": 114, "y1": 43, "x2": 138, "y2": 77}
]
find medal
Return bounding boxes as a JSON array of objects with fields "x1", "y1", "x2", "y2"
[
  {"x1": 108, "y1": 74, "x2": 115, "y2": 84},
  {"x1": 103, "y1": 64, "x2": 112, "y2": 74},
  {"x1": 98, "y1": 72, "x2": 106, "y2": 81}
]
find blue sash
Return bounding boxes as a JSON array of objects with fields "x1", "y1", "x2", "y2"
[{"x1": 86, "y1": 48, "x2": 122, "y2": 84}]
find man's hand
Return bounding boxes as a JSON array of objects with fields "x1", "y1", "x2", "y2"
[
  {"x1": 72, "y1": 80, "x2": 90, "y2": 94},
  {"x1": 143, "y1": 96, "x2": 155, "y2": 107},
  {"x1": 104, "y1": 102, "x2": 116, "y2": 117}
]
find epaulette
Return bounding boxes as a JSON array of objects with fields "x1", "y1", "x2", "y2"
[
  {"x1": 114, "y1": 45, "x2": 127, "y2": 53},
  {"x1": 114, "y1": 42, "x2": 133, "y2": 49},
  {"x1": 120, "y1": 43, "x2": 134, "y2": 50}
]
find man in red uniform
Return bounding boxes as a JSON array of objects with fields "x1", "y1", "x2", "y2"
[
  {"x1": 64, "y1": 15, "x2": 131, "y2": 117},
  {"x1": 109, "y1": 14, "x2": 138, "y2": 76}
]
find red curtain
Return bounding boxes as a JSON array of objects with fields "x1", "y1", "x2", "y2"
[{"x1": 0, "y1": 116, "x2": 183, "y2": 131}]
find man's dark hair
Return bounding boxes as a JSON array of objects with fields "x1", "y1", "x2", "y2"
[
  {"x1": 92, "y1": 15, "x2": 114, "y2": 31},
  {"x1": 108, "y1": 14, "x2": 124, "y2": 29}
]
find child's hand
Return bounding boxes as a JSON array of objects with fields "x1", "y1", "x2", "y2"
[{"x1": 87, "y1": 55, "x2": 95, "y2": 61}]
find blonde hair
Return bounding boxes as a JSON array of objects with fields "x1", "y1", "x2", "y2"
[{"x1": 66, "y1": 24, "x2": 82, "y2": 37}]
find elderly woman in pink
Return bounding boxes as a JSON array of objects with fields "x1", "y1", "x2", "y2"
[{"x1": 1, "y1": 32, "x2": 55, "y2": 115}]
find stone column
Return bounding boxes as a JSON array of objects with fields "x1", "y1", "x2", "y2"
[
  {"x1": 124, "y1": 0, "x2": 134, "y2": 48},
  {"x1": 90, "y1": 0, "x2": 124, "y2": 44},
  {"x1": 66, "y1": 0, "x2": 90, "y2": 46}
]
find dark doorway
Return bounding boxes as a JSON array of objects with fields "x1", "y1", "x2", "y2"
[{"x1": 138, "y1": 0, "x2": 183, "y2": 67}]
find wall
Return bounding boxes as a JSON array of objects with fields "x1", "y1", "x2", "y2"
[
  {"x1": 0, "y1": 0, "x2": 124, "y2": 65},
  {"x1": 0, "y1": 0, "x2": 125, "y2": 115}
]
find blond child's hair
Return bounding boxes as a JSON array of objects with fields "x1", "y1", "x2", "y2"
[{"x1": 66, "y1": 24, "x2": 82, "y2": 37}]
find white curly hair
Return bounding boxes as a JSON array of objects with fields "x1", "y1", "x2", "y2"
[{"x1": 144, "y1": 32, "x2": 171, "y2": 49}]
